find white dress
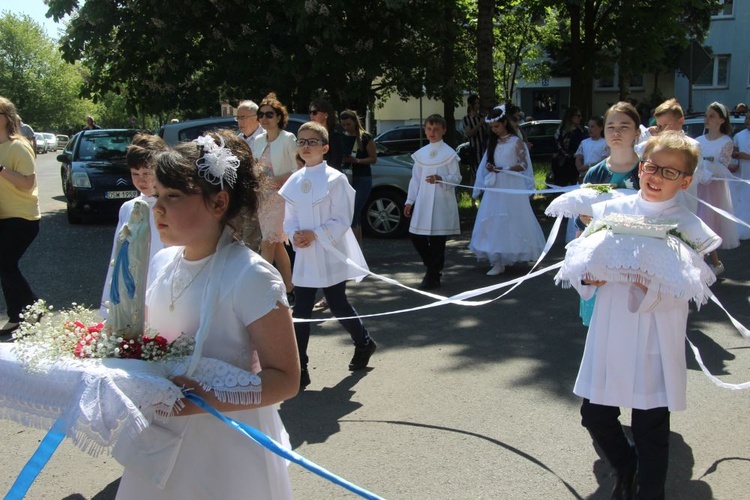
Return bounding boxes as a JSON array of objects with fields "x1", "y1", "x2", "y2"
[
  {"x1": 695, "y1": 134, "x2": 740, "y2": 249},
  {"x1": 115, "y1": 237, "x2": 293, "y2": 500},
  {"x1": 101, "y1": 194, "x2": 164, "y2": 317},
  {"x1": 731, "y1": 129, "x2": 750, "y2": 239},
  {"x1": 406, "y1": 141, "x2": 462, "y2": 235},
  {"x1": 572, "y1": 193, "x2": 721, "y2": 411},
  {"x1": 469, "y1": 135, "x2": 545, "y2": 266}
]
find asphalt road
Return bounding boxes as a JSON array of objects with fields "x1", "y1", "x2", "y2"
[{"x1": 1, "y1": 152, "x2": 749, "y2": 499}]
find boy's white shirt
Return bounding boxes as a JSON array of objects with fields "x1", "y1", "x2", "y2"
[
  {"x1": 406, "y1": 140, "x2": 462, "y2": 236},
  {"x1": 572, "y1": 191, "x2": 720, "y2": 411},
  {"x1": 100, "y1": 194, "x2": 164, "y2": 318},
  {"x1": 279, "y1": 161, "x2": 368, "y2": 287}
]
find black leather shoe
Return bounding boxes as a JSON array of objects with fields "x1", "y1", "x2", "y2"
[
  {"x1": 300, "y1": 368, "x2": 311, "y2": 390},
  {"x1": 0, "y1": 322, "x2": 19, "y2": 335},
  {"x1": 349, "y1": 340, "x2": 377, "y2": 371}
]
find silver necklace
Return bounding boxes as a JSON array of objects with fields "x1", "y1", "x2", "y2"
[{"x1": 169, "y1": 253, "x2": 211, "y2": 312}]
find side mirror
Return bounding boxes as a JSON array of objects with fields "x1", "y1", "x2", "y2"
[{"x1": 57, "y1": 153, "x2": 70, "y2": 163}]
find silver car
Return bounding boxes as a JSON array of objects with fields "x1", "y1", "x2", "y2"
[
  {"x1": 43, "y1": 133, "x2": 59, "y2": 151},
  {"x1": 158, "y1": 116, "x2": 414, "y2": 238}
]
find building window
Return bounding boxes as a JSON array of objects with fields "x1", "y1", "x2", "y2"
[
  {"x1": 694, "y1": 55, "x2": 731, "y2": 88},
  {"x1": 595, "y1": 66, "x2": 644, "y2": 91},
  {"x1": 712, "y1": 0, "x2": 734, "y2": 18}
]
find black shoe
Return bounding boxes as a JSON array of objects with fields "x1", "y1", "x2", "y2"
[
  {"x1": 612, "y1": 466, "x2": 636, "y2": 500},
  {"x1": 0, "y1": 322, "x2": 19, "y2": 335},
  {"x1": 418, "y1": 276, "x2": 441, "y2": 290},
  {"x1": 300, "y1": 368, "x2": 311, "y2": 390},
  {"x1": 349, "y1": 340, "x2": 377, "y2": 371}
]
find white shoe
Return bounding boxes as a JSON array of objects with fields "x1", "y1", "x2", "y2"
[
  {"x1": 711, "y1": 262, "x2": 725, "y2": 277},
  {"x1": 486, "y1": 263, "x2": 505, "y2": 276}
]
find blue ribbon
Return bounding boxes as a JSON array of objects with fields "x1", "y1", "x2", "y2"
[
  {"x1": 4, "y1": 419, "x2": 67, "y2": 500},
  {"x1": 110, "y1": 239, "x2": 135, "y2": 305},
  {"x1": 184, "y1": 392, "x2": 383, "y2": 500}
]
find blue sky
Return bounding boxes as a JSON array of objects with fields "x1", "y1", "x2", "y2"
[{"x1": 0, "y1": 0, "x2": 67, "y2": 39}]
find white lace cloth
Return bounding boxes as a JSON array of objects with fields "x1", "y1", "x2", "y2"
[
  {"x1": 0, "y1": 345, "x2": 261, "y2": 456},
  {"x1": 555, "y1": 230, "x2": 715, "y2": 304},
  {"x1": 545, "y1": 186, "x2": 636, "y2": 218}
]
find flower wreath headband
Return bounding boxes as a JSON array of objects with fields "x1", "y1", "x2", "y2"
[
  {"x1": 193, "y1": 134, "x2": 239, "y2": 190},
  {"x1": 485, "y1": 105, "x2": 506, "y2": 123}
]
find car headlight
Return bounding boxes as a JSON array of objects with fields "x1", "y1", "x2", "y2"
[{"x1": 71, "y1": 171, "x2": 92, "y2": 188}]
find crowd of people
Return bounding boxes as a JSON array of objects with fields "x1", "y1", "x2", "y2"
[{"x1": 1, "y1": 90, "x2": 749, "y2": 499}]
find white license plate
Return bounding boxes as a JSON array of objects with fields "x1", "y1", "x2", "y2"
[{"x1": 105, "y1": 190, "x2": 137, "y2": 199}]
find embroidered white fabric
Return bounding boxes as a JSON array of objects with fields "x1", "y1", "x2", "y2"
[
  {"x1": 555, "y1": 230, "x2": 715, "y2": 304},
  {"x1": 545, "y1": 186, "x2": 636, "y2": 218},
  {"x1": 0, "y1": 345, "x2": 261, "y2": 456}
]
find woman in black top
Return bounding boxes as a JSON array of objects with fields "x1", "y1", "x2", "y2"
[
  {"x1": 309, "y1": 99, "x2": 344, "y2": 170},
  {"x1": 552, "y1": 106, "x2": 587, "y2": 186},
  {"x1": 340, "y1": 109, "x2": 377, "y2": 247}
]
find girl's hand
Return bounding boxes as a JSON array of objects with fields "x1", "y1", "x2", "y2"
[
  {"x1": 404, "y1": 203, "x2": 412, "y2": 217},
  {"x1": 342, "y1": 155, "x2": 356, "y2": 164}
]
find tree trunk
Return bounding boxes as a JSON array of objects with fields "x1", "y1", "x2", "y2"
[
  {"x1": 476, "y1": 0, "x2": 496, "y2": 112},
  {"x1": 567, "y1": 1, "x2": 595, "y2": 119}
]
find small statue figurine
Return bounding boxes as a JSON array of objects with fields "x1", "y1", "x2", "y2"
[{"x1": 107, "y1": 200, "x2": 151, "y2": 340}]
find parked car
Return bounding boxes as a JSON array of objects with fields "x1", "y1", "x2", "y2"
[
  {"x1": 34, "y1": 132, "x2": 48, "y2": 154},
  {"x1": 160, "y1": 116, "x2": 415, "y2": 238},
  {"x1": 375, "y1": 125, "x2": 468, "y2": 156},
  {"x1": 56, "y1": 134, "x2": 70, "y2": 150},
  {"x1": 58, "y1": 129, "x2": 139, "y2": 224},
  {"x1": 43, "y1": 133, "x2": 58, "y2": 151},
  {"x1": 519, "y1": 120, "x2": 562, "y2": 160},
  {"x1": 682, "y1": 114, "x2": 746, "y2": 139}
]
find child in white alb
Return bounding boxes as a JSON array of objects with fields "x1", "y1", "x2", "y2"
[
  {"x1": 569, "y1": 132, "x2": 720, "y2": 499},
  {"x1": 279, "y1": 121, "x2": 376, "y2": 390},
  {"x1": 404, "y1": 114, "x2": 461, "y2": 289}
]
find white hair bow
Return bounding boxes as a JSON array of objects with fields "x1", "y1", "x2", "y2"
[{"x1": 194, "y1": 135, "x2": 239, "y2": 189}]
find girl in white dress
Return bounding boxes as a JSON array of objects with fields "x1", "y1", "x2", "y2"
[
  {"x1": 469, "y1": 105, "x2": 544, "y2": 275},
  {"x1": 695, "y1": 102, "x2": 739, "y2": 275},
  {"x1": 115, "y1": 130, "x2": 299, "y2": 500}
]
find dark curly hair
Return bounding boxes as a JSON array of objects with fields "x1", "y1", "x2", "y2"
[
  {"x1": 155, "y1": 130, "x2": 261, "y2": 226},
  {"x1": 126, "y1": 133, "x2": 168, "y2": 169}
]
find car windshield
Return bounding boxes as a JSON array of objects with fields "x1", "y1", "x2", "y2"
[{"x1": 75, "y1": 132, "x2": 135, "y2": 161}]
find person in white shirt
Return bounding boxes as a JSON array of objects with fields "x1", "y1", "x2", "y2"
[
  {"x1": 280, "y1": 121, "x2": 376, "y2": 390},
  {"x1": 570, "y1": 132, "x2": 720, "y2": 500},
  {"x1": 404, "y1": 114, "x2": 462, "y2": 290},
  {"x1": 236, "y1": 100, "x2": 264, "y2": 149},
  {"x1": 575, "y1": 115, "x2": 609, "y2": 180}
]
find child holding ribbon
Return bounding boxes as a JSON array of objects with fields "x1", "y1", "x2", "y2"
[
  {"x1": 115, "y1": 131, "x2": 299, "y2": 499},
  {"x1": 565, "y1": 132, "x2": 721, "y2": 499},
  {"x1": 279, "y1": 121, "x2": 376, "y2": 390},
  {"x1": 469, "y1": 104, "x2": 543, "y2": 276}
]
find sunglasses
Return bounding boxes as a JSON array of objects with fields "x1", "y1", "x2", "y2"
[
  {"x1": 257, "y1": 110, "x2": 277, "y2": 119},
  {"x1": 640, "y1": 160, "x2": 689, "y2": 181},
  {"x1": 310, "y1": 110, "x2": 323, "y2": 116}
]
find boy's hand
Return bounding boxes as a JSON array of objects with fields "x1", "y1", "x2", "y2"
[
  {"x1": 404, "y1": 203, "x2": 413, "y2": 217},
  {"x1": 485, "y1": 163, "x2": 495, "y2": 172},
  {"x1": 579, "y1": 215, "x2": 593, "y2": 226},
  {"x1": 582, "y1": 278, "x2": 607, "y2": 287},
  {"x1": 426, "y1": 174, "x2": 441, "y2": 184},
  {"x1": 293, "y1": 230, "x2": 316, "y2": 248}
]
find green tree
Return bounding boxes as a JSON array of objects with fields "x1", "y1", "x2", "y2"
[{"x1": 0, "y1": 12, "x2": 95, "y2": 133}]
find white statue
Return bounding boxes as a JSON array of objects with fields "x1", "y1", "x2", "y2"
[{"x1": 107, "y1": 200, "x2": 151, "y2": 340}]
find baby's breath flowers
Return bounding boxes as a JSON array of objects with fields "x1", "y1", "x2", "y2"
[{"x1": 13, "y1": 300, "x2": 194, "y2": 372}]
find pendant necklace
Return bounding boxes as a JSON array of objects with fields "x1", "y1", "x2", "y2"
[{"x1": 169, "y1": 252, "x2": 211, "y2": 312}]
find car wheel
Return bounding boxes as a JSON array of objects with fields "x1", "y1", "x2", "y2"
[
  {"x1": 363, "y1": 188, "x2": 408, "y2": 238},
  {"x1": 66, "y1": 202, "x2": 82, "y2": 225}
]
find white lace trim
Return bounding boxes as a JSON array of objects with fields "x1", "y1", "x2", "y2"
[
  {"x1": 0, "y1": 346, "x2": 262, "y2": 456},
  {"x1": 545, "y1": 187, "x2": 637, "y2": 218},
  {"x1": 555, "y1": 230, "x2": 715, "y2": 304}
]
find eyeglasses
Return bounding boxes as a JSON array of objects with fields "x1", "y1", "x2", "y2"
[
  {"x1": 257, "y1": 111, "x2": 277, "y2": 119},
  {"x1": 309, "y1": 110, "x2": 323, "y2": 116},
  {"x1": 640, "y1": 160, "x2": 689, "y2": 181},
  {"x1": 296, "y1": 138, "x2": 326, "y2": 147},
  {"x1": 235, "y1": 115, "x2": 256, "y2": 121}
]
